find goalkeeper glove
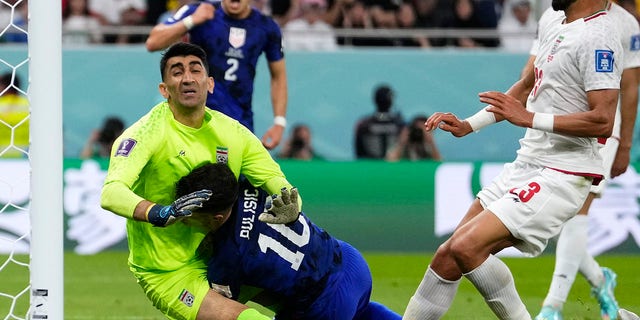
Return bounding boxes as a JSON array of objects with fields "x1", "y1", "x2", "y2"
[
  {"x1": 147, "y1": 189, "x2": 213, "y2": 227},
  {"x1": 258, "y1": 187, "x2": 300, "y2": 224}
]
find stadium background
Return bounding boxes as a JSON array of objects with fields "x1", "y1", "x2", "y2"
[
  {"x1": 1, "y1": 46, "x2": 640, "y2": 319},
  {"x1": 1, "y1": 47, "x2": 639, "y2": 255}
]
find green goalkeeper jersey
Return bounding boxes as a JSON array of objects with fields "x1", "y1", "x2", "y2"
[{"x1": 101, "y1": 101, "x2": 291, "y2": 272}]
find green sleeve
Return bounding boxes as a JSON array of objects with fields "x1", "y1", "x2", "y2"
[
  {"x1": 100, "y1": 107, "x2": 162, "y2": 219},
  {"x1": 237, "y1": 309, "x2": 271, "y2": 320}
]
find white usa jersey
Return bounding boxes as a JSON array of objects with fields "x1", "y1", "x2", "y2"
[{"x1": 517, "y1": 9, "x2": 622, "y2": 176}]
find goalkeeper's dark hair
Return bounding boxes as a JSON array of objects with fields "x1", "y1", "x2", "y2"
[
  {"x1": 160, "y1": 42, "x2": 210, "y2": 81},
  {"x1": 176, "y1": 162, "x2": 239, "y2": 214}
]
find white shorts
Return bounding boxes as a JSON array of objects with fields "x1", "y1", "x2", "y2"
[
  {"x1": 590, "y1": 136, "x2": 619, "y2": 195},
  {"x1": 477, "y1": 161, "x2": 592, "y2": 257}
]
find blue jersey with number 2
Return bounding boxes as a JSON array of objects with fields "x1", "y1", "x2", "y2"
[{"x1": 165, "y1": 2, "x2": 284, "y2": 132}]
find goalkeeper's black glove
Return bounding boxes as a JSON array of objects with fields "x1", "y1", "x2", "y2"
[
  {"x1": 147, "y1": 189, "x2": 213, "y2": 227},
  {"x1": 258, "y1": 187, "x2": 300, "y2": 224}
]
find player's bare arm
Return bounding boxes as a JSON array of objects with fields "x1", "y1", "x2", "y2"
[
  {"x1": 480, "y1": 91, "x2": 532, "y2": 128},
  {"x1": 146, "y1": 3, "x2": 216, "y2": 52},
  {"x1": 481, "y1": 89, "x2": 618, "y2": 137},
  {"x1": 510, "y1": 55, "x2": 537, "y2": 106},
  {"x1": 261, "y1": 59, "x2": 288, "y2": 149},
  {"x1": 612, "y1": 66, "x2": 640, "y2": 177},
  {"x1": 555, "y1": 89, "x2": 619, "y2": 137}
]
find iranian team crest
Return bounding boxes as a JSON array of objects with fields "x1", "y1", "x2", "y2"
[
  {"x1": 229, "y1": 27, "x2": 246, "y2": 48},
  {"x1": 216, "y1": 146, "x2": 229, "y2": 164},
  {"x1": 595, "y1": 50, "x2": 614, "y2": 72},
  {"x1": 178, "y1": 289, "x2": 195, "y2": 307}
]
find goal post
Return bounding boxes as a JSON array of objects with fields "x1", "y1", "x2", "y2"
[{"x1": 28, "y1": 0, "x2": 63, "y2": 319}]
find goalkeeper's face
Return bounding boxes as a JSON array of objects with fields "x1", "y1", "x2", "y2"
[
  {"x1": 187, "y1": 207, "x2": 232, "y2": 232},
  {"x1": 159, "y1": 55, "x2": 214, "y2": 111}
]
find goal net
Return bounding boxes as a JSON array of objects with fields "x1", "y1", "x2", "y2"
[{"x1": 0, "y1": 0, "x2": 63, "y2": 319}]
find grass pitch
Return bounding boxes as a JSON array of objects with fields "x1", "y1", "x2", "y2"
[{"x1": 1, "y1": 252, "x2": 638, "y2": 319}]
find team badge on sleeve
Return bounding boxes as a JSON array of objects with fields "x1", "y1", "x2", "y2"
[
  {"x1": 115, "y1": 138, "x2": 137, "y2": 157},
  {"x1": 631, "y1": 34, "x2": 640, "y2": 51},
  {"x1": 595, "y1": 50, "x2": 614, "y2": 72}
]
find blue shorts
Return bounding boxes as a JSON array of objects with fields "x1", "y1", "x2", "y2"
[{"x1": 278, "y1": 240, "x2": 373, "y2": 320}]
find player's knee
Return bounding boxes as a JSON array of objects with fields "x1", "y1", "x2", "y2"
[{"x1": 448, "y1": 235, "x2": 476, "y2": 263}]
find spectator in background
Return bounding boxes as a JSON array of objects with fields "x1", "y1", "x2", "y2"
[
  {"x1": 0, "y1": 2, "x2": 11, "y2": 31},
  {"x1": 394, "y1": 2, "x2": 429, "y2": 47},
  {"x1": 278, "y1": 123, "x2": 321, "y2": 160},
  {"x1": 412, "y1": 0, "x2": 452, "y2": 47},
  {"x1": 0, "y1": 72, "x2": 29, "y2": 158},
  {"x1": 386, "y1": 114, "x2": 442, "y2": 161},
  {"x1": 337, "y1": 0, "x2": 375, "y2": 46},
  {"x1": 80, "y1": 116, "x2": 125, "y2": 159},
  {"x1": 284, "y1": 0, "x2": 338, "y2": 51},
  {"x1": 63, "y1": 0, "x2": 103, "y2": 44},
  {"x1": 447, "y1": 0, "x2": 500, "y2": 48},
  {"x1": 89, "y1": 0, "x2": 147, "y2": 44},
  {"x1": 498, "y1": 0, "x2": 536, "y2": 53},
  {"x1": 354, "y1": 84, "x2": 404, "y2": 159},
  {"x1": 1, "y1": 0, "x2": 27, "y2": 43},
  {"x1": 322, "y1": 0, "x2": 356, "y2": 27}
]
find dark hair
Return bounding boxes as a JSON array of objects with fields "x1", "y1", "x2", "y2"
[
  {"x1": 160, "y1": 42, "x2": 209, "y2": 80},
  {"x1": 373, "y1": 84, "x2": 394, "y2": 112},
  {"x1": 98, "y1": 117, "x2": 125, "y2": 145},
  {"x1": 175, "y1": 162, "x2": 239, "y2": 213}
]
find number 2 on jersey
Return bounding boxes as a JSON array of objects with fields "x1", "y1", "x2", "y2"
[{"x1": 225, "y1": 58, "x2": 239, "y2": 81}]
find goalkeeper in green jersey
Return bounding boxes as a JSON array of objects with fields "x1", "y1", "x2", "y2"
[{"x1": 100, "y1": 42, "x2": 297, "y2": 320}]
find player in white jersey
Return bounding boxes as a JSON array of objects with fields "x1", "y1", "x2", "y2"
[
  {"x1": 402, "y1": 0, "x2": 622, "y2": 319},
  {"x1": 534, "y1": 2, "x2": 640, "y2": 320}
]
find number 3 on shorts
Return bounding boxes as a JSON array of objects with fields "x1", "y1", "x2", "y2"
[{"x1": 509, "y1": 182, "x2": 541, "y2": 203}]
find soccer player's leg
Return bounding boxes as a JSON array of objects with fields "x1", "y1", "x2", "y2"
[
  {"x1": 134, "y1": 264, "x2": 213, "y2": 320},
  {"x1": 484, "y1": 164, "x2": 590, "y2": 320}
]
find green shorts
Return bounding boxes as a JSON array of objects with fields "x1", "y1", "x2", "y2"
[{"x1": 133, "y1": 261, "x2": 210, "y2": 320}]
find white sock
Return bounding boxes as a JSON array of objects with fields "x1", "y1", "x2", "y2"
[
  {"x1": 543, "y1": 215, "x2": 588, "y2": 309},
  {"x1": 403, "y1": 266, "x2": 460, "y2": 320},
  {"x1": 580, "y1": 252, "x2": 604, "y2": 289},
  {"x1": 464, "y1": 255, "x2": 531, "y2": 320}
]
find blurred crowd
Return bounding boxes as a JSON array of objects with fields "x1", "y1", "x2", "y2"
[{"x1": 2, "y1": 0, "x2": 636, "y2": 50}]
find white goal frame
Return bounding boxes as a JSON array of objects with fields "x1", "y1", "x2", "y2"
[{"x1": 28, "y1": 0, "x2": 63, "y2": 319}]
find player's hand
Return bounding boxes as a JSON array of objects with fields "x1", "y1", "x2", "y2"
[
  {"x1": 425, "y1": 112, "x2": 472, "y2": 137},
  {"x1": 611, "y1": 146, "x2": 630, "y2": 178},
  {"x1": 192, "y1": 2, "x2": 216, "y2": 25},
  {"x1": 147, "y1": 189, "x2": 213, "y2": 227},
  {"x1": 261, "y1": 124, "x2": 284, "y2": 150},
  {"x1": 480, "y1": 91, "x2": 531, "y2": 128},
  {"x1": 259, "y1": 187, "x2": 300, "y2": 224}
]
